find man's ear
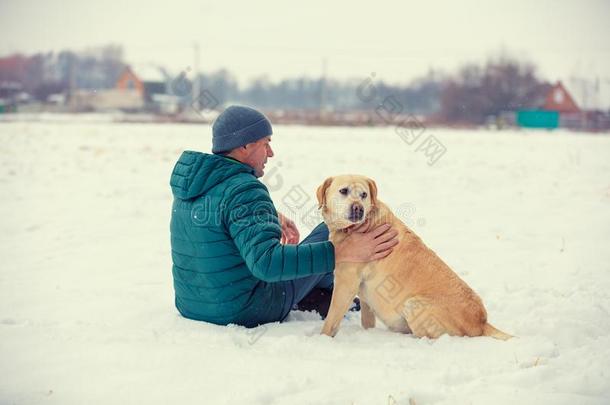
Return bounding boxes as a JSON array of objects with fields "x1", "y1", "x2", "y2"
[
  {"x1": 316, "y1": 177, "x2": 334, "y2": 209},
  {"x1": 366, "y1": 178, "x2": 378, "y2": 207}
]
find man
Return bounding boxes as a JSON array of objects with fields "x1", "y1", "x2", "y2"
[{"x1": 169, "y1": 105, "x2": 398, "y2": 327}]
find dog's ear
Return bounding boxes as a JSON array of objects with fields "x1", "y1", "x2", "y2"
[
  {"x1": 316, "y1": 177, "x2": 334, "y2": 209},
  {"x1": 366, "y1": 178, "x2": 378, "y2": 207}
]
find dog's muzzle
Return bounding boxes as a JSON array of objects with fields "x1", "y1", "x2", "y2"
[{"x1": 348, "y1": 203, "x2": 364, "y2": 222}]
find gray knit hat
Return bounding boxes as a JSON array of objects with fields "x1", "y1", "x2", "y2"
[{"x1": 212, "y1": 105, "x2": 273, "y2": 154}]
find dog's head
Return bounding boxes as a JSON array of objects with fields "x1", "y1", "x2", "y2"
[{"x1": 316, "y1": 175, "x2": 378, "y2": 231}]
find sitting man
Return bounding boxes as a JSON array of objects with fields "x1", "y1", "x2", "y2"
[{"x1": 169, "y1": 105, "x2": 398, "y2": 327}]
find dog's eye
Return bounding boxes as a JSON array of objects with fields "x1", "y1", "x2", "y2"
[
  {"x1": 361, "y1": 192, "x2": 368, "y2": 199},
  {"x1": 339, "y1": 188, "x2": 349, "y2": 195}
]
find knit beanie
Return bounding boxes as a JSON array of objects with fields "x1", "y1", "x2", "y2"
[{"x1": 212, "y1": 105, "x2": 273, "y2": 154}]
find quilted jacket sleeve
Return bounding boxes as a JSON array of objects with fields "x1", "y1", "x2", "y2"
[{"x1": 223, "y1": 180, "x2": 335, "y2": 282}]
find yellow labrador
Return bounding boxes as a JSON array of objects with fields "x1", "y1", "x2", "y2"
[{"x1": 317, "y1": 175, "x2": 511, "y2": 340}]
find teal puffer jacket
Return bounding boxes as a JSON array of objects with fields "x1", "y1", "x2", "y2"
[{"x1": 169, "y1": 151, "x2": 335, "y2": 327}]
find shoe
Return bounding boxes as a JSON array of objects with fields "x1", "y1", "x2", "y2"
[
  {"x1": 349, "y1": 296, "x2": 361, "y2": 312},
  {"x1": 294, "y1": 288, "x2": 360, "y2": 319}
]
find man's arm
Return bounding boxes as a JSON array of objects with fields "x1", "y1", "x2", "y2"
[{"x1": 223, "y1": 181, "x2": 334, "y2": 283}]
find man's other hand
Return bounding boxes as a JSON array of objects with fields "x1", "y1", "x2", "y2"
[{"x1": 278, "y1": 212, "x2": 300, "y2": 244}]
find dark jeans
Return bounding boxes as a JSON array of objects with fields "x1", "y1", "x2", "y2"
[{"x1": 278, "y1": 222, "x2": 334, "y2": 321}]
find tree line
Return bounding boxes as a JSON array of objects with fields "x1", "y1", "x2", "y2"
[{"x1": 0, "y1": 45, "x2": 551, "y2": 124}]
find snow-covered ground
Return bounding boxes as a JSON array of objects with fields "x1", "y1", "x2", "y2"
[{"x1": 1, "y1": 119, "x2": 609, "y2": 404}]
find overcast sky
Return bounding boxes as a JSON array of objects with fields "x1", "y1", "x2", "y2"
[{"x1": 1, "y1": 0, "x2": 609, "y2": 90}]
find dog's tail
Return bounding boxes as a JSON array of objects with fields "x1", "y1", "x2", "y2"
[{"x1": 482, "y1": 323, "x2": 513, "y2": 340}]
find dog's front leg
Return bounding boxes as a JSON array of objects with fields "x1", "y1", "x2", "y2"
[{"x1": 321, "y1": 267, "x2": 360, "y2": 337}]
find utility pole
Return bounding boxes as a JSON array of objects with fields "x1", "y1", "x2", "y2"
[
  {"x1": 319, "y1": 57, "x2": 328, "y2": 122},
  {"x1": 192, "y1": 42, "x2": 201, "y2": 110},
  {"x1": 569, "y1": 76, "x2": 590, "y2": 110},
  {"x1": 68, "y1": 54, "x2": 77, "y2": 110}
]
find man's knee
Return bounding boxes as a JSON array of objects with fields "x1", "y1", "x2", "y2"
[{"x1": 300, "y1": 222, "x2": 329, "y2": 245}]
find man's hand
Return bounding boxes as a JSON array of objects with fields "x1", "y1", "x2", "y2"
[
  {"x1": 334, "y1": 223, "x2": 399, "y2": 263},
  {"x1": 278, "y1": 212, "x2": 300, "y2": 244}
]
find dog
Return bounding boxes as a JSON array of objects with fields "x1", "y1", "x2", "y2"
[{"x1": 317, "y1": 175, "x2": 512, "y2": 340}]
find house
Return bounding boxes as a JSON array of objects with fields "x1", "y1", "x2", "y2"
[
  {"x1": 517, "y1": 81, "x2": 609, "y2": 131},
  {"x1": 543, "y1": 81, "x2": 580, "y2": 113},
  {"x1": 70, "y1": 65, "x2": 179, "y2": 113},
  {"x1": 116, "y1": 65, "x2": 179, "y2": 113}
]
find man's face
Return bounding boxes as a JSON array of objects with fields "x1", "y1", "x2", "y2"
[{"x1": 243, "y1": 136, "x2": 274, "y2": 177}]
